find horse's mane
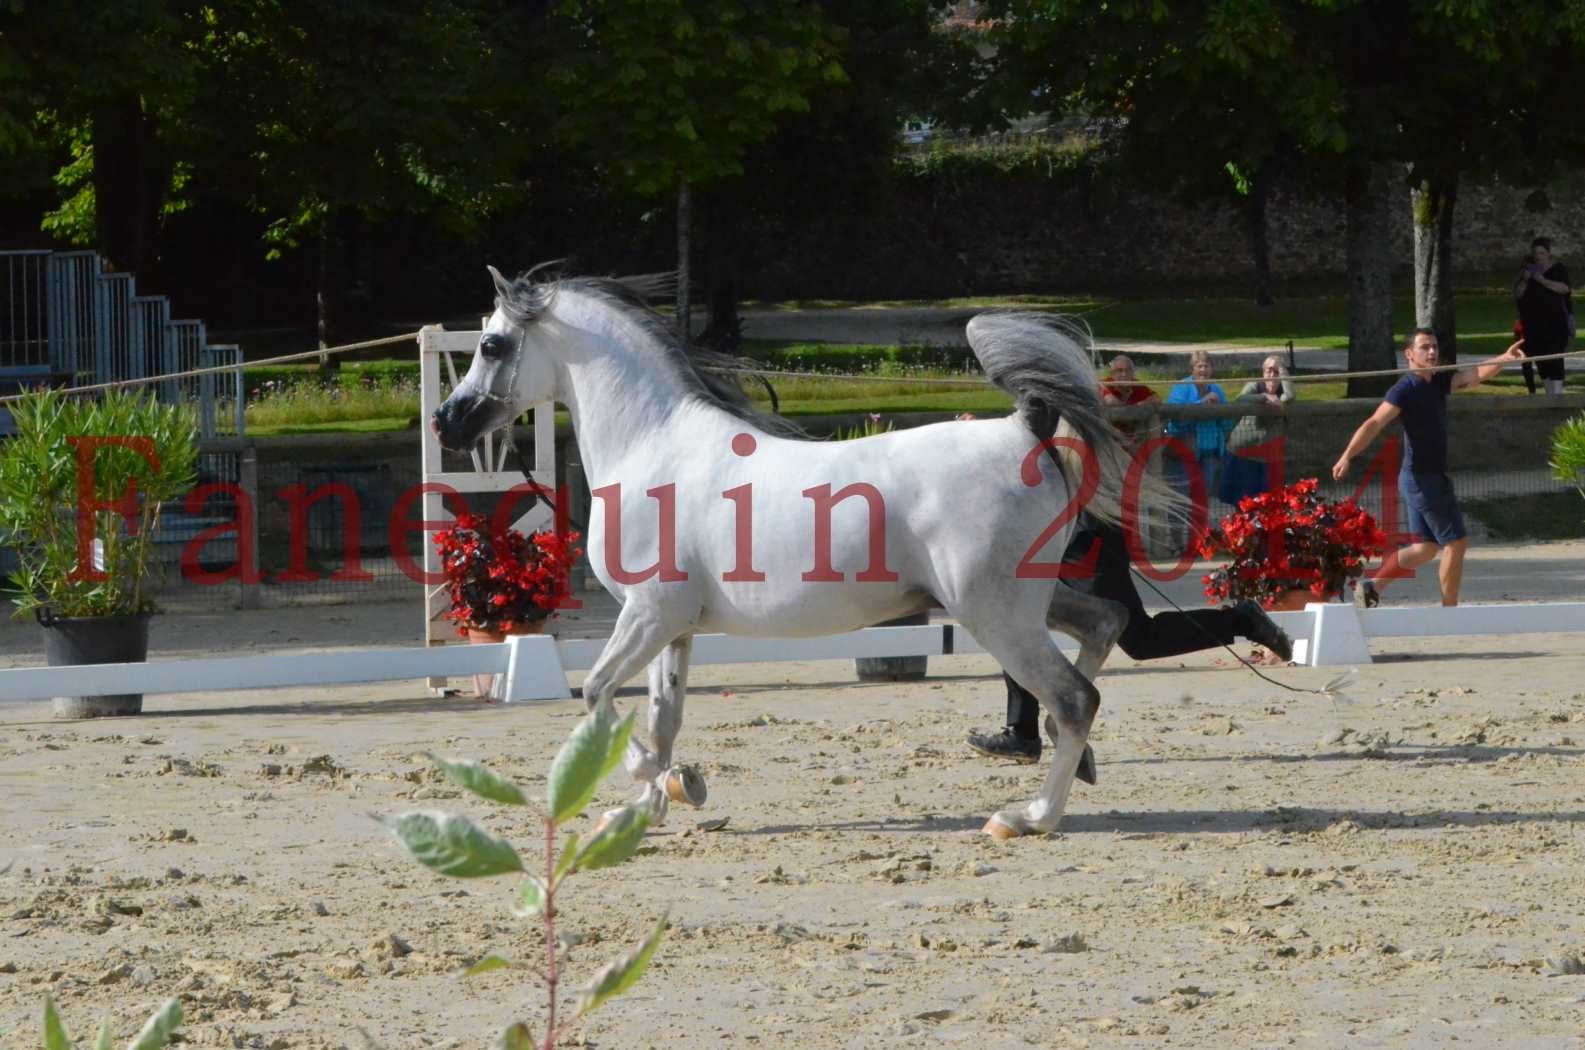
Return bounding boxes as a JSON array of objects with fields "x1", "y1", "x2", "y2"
[{"x1": 496, "y1": 268, "x2": 805, "y2": 437}]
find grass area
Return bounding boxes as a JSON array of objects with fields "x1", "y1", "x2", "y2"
[
  {"x1": 243, "y1": 370, "x2": 421, "y2": 433},
  {"x1": 1464, "y1": 492, "x2": 1585, "y2": 541}
]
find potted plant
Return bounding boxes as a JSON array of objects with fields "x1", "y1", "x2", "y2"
[
  {"x1": 0, "y1": 389, "x2": 198, "y2": 718},
  {"x1": 1199, "y1": 477, "x2": 1388, "y2": 611},
  {"x1": 1552, "y1": 412, "x2": 1585, "y2": 504},
  {"x1": 433, "y1": 513, "x2": 581, "y2": 696}
]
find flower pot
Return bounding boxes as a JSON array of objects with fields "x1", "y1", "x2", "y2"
[
  {"x1": 467, "y1": 620, "x2": 548, "y2": 699},
  {"x1": 41, "y1": 612, "x2": 152, "y2": 719},
  {"x1": 855, "y1": 611, "x2": 929, "y2": 682},
  {"x1": 1269, "y1": 588, "x2": 1329, "y2": 612}
]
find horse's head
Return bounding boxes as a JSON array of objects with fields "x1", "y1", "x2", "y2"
[{"x1": 432, "y1": 266, "x2": 561, "y2": 451}]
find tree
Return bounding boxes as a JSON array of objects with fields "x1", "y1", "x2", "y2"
[
  {"x1": 977, "y1": 2, "x2": 1424, "y2": 395},
  {"x1": 3, "y1": 0, "x2": 541, "y2": 346},
  {"x1": 543, "y1": 0, "x2": 846, "y2": 336},
  {"x1": 1399, "y1": 3, "x2": 1585, "y2": 364},
  {"x1": 1, "y1": 0, "x2": 199, "y2": 273},
  {"x1": 184, "y1": 0, "x2": 542, "y2": 351},
  {"x1": 695, "y1": 0, "x2": 961, "y2": 348}
]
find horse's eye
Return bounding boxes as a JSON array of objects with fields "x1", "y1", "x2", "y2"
[{"x1": 480, "y1": 335, "x2": 509, "y2": 360}]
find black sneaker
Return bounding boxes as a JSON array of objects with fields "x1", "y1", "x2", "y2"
[
  {"x1": 966, "y1": 727, "x2": 1041, "y2": 764},
  {"x1": 1233, "y1": 599, "x2": 1293, "y2": 663},
  {"x1": 1353, "y1": 579, "x2": 1380, "y2": 608}
]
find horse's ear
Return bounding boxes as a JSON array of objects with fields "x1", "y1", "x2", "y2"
[{"x1": 487, "y1": 265, "x2": 511, "y2": 299}]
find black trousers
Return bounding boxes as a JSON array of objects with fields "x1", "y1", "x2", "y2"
[{"x1": 1004, "y1": 518, "x2": 1241, "y2": 736}]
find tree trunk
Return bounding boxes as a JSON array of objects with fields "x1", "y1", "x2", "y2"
[
  {"x1": 1412, "y1": 175, "x2": 1458, "y2": 364},
  {"x1": 1345, "y1": 161, "x2": 1397, "y2": 399},
  {"x1": 1246, "y1": 167, "x2": 1274, "y2": 307},
  {"x1": 697, "y1": 188, "x2": 743, "y2": 354},
  {"x1": 316, "y1": 226, "x2": 332, "y2": 370},
  {"x1": 676, "y1": 179, "x2": 692, "y2": 342},
  {"x1": 91, "y1": 95, "x2": 164, "y2": 276}
]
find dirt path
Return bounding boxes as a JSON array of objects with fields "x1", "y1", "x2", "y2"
[{"x1": 4, "y1": 627, "x2": 1585, "y2": 1048}]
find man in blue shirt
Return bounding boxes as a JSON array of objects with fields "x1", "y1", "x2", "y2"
[{"x1": 1331, "y1": 328, "x2": 1525, "y2": 606}]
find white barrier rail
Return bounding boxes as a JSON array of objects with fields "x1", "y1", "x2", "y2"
[
  {"x1": 3, "y1": 603, "x2": 1583, "y2": 709},
  {"x1": 0, "y1": 625, "x2": 1071, "y2": 708},
  {"x1": 1293, "y1": 600, "x2": 1585, "y2": 666}
]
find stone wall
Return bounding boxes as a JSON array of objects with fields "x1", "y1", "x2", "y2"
[{"x1": 732, "y1": 164, "x2": 1585, "y2": 300}]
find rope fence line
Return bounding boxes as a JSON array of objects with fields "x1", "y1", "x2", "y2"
[
  {"x1": 715, "y1": 347, "x2": 1585, "y2": 390},
  {"x1": 2, "y1": 329, "x2": 1582, "y2": 409},
  {"x1": 0, "y1": 331, "x2": 422, "y2": 407}
]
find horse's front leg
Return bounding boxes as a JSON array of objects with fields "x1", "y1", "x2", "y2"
[
  {"x1": 645, "y1": 635, "x2": 705, "y2": 823},
  {"x1": 580, "y1": 599, "x2": 695, "y2": 824}
]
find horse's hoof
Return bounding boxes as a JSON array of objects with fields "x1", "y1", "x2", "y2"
[
  {"x1": 982, "y1": 815, "x2": 1023, "y2": 840},
  {"x1": 591, "y1": 807, "x2": 623, "y2": 837},
  {"x1": 663, "y1": 765, "x2": 707, "y2": 807}
]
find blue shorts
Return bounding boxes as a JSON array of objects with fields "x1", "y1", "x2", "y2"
[{"x1": 1400, "y1": 471, "x2": 1466, "y2": 545}]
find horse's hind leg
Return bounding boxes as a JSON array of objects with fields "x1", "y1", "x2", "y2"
[
  {"x1": 1044, "y1": 585, "x2": 1128, "y2": 786},
  {"x1": 646, "y1": 635, "x2": 706, "y2": 815},
  {"x1": 959, "y1": 609, "x2": 1101, "y2": 839}
]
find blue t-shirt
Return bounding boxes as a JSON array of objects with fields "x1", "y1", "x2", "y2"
[{"x1": 1384, "y1": 370, "x2": 1453, "y2": 474}]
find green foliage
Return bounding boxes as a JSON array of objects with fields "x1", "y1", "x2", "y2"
[
  {"x1": 894, "y1": 137, "x2": 1093, "y2": 180},
  {"x1": 426, "y1": 752, "x2": 530, "y2": 807},
  {"x1": 244, "y1": 372, "x2": 421, "y2": 431},
  {"x1": 546, "y1": 0, "x2": 845, "y2": 196},
  {"x1": 1551, "y1": 413, "x2": 1585, "y2": 503},
  {"x1": 0, "y1": 389, "x2": 198, "y2": 620},
  {"x1": 547, "y1": 701, "x2": 636, "y2": 823},
  {"x1": 575, "y1": 914, "x2": 668, "y2": 1016},
  {"x1": 386, "y1": 811, "x2": 524, "y2": 879},
  {"x1": 40, "y1": 993, "x2": 181, "y2": 1050},
  {"x1": 834, "y1": 414, "x2": 895, "y2": 441},
  {"x1": 386, "y1": 707, "x2": 665, "y2": 1047}
]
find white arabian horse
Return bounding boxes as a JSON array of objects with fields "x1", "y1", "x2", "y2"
[{"x1": 434, "y1": 268, "x2": 1170, "y2": 839}]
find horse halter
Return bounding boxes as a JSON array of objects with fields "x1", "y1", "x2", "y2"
[{"x1": 458, "y1": 329, "x2": 526, "y2": 407}]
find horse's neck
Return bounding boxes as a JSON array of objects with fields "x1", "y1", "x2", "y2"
[{"x1": 551, "y1": 308, "x2": 741, "y2": 484}]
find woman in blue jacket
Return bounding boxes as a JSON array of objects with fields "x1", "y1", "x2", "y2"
[{"x1": 1165, "y1": 350, "x2": 1234, "y2": 531}]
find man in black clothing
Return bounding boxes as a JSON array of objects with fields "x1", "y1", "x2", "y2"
[{"x1": 967, "y1": 514, "x2": 1293, "y2": 764}]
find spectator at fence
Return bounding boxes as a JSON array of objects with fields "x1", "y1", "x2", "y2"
[
  {"x1": 1514, "y1": 236, "x2": 1572, "y2": 396},
  {"x1": 1099, "y1": 353, "x2": 1159, "y2": 447},
  {"x1": 1331, "y1": 327, "x2": 1526, "y2": 608},
  {"x1": 1164, "y1": 350, "x2": 1232, "y2": 546},
  {"x1": 1221, "y1": 355, "x2": 1296, "y2": 505}
]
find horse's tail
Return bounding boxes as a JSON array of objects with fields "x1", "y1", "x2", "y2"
[{"x1": 965, "y1": 312, "x2": 1181, "y2": 529}]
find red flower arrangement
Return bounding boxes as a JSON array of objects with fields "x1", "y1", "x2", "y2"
[
  {"x1": 433, "y1": 514, "x2": 582, "y2": 636},
  {"x1": 1199, "y1": 478, "x2": 1389, "y2": 609}
]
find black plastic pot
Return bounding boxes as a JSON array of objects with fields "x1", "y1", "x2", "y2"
[
  {"x1": 854, "y1": 611, "x2": 930, "y2": 682},
  {"x1": 40, "y1": 612, "x2": 151, "y2": 719}
]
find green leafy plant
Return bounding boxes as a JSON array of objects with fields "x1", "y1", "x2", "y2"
[
  {"x1": 41, "y1": 992, "x2": 180, "y2": 1050},
  {"x1": 0, "y1": 389, "x2": 198, "y2": 620},
  {"x1": 1551, "y1": 412, "x2": 1585, "y2": 506},
  {"x1": 834, "y1": 413, "x2": 895, "y2": 441},
  {"x1": 384, "y1": 700, "x2": 666, "y2": 1049}
]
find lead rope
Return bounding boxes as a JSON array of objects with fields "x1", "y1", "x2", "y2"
[{"x1": 1127, "y1": 565, "x2": 1354, "y2": 699}]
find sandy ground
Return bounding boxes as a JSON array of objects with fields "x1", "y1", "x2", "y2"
[{"x1": 4, "y1": 546, "x2": 1585, "y2": 1048}]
